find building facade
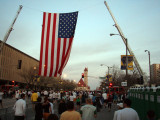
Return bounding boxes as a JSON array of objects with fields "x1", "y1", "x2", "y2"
[
  {"x1": 84, "y1": 67, "x2": 88, "y2": 86},
  {"x1": 0, "y1": 41, "x2": 39, "y2": 85},
  {"x1": 76, "y1": 67, "x2": 90, "y2": 91},
  {"x1": 151, "y1": 64, "x2": 160, "y2": 85}
]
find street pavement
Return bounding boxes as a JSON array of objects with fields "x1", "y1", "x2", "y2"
[{"x1": 0, "y1": 97, "x2": 117, "y2": 120}]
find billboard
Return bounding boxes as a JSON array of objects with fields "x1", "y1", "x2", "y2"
[
  {"x1": 106, "y1": 74, "x2": 112, "y2": 82},
  {"x1": 121, "y1": 55, "x2": 133, "y2": 70}
]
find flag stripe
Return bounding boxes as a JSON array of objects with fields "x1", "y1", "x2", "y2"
[
  {"x1": 59, "y1": 38, "x2": 73, "y2": 74},
  {"x1": 49, "y1": 13, "x2": 57, "y2": 77},
  {"x1": 41, "y1": 13, "x2": 49, "y2": 76},
  {"x1": 39, "y1": 12, "x2": 46, "y2": 75},
  {"x1": 52, "y1": 14, "x2": 59, "y2": 77},
  {"x1": 61, "y1": 38, "x2": 67, "y2": 64},
  {"x1": 47, "y1": 13, "x2": 54, "y2": 76},
  {"x1": 54, "y1": 38, "x2": 61, "y2": 77},
  {"x1": 44, "y1": 13, "x2": 51, "y2": 76}
]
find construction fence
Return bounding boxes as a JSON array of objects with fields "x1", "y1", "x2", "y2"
[{"x1": 128, "y1": 87, "x2": 160, "y2": 120}]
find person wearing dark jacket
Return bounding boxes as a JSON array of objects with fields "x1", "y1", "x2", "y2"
[
  {"x1": 58, "y1": 99, "x2": 67, "y2": 115},
  {"x1": 35, "y1": 97, "x2": 43, "y2": 120}
]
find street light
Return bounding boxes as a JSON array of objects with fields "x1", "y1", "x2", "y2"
[
  {"x1": 145, "y1": 50, "x2": 151, "y2": 86},
  {"x1": 110, "y1": 33, "x2": 128, "y2": 79},
  {"x1": 100, "y1": 64, "x2": 112, "y2": 77}
]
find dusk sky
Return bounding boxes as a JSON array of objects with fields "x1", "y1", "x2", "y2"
[{"x1": 0, "y1": 0, "x2": 160, "y2": 90}]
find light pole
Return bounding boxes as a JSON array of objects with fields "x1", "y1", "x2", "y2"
[
  {"x1": 110, "y1": 33, "x2": 128, "y2": 79},
  {"x1": 145, "y1": 50, "x2": 151, "y2": 86},
  {"x1": 100, "y1": 64, "x2": 112, "y2": 79}
]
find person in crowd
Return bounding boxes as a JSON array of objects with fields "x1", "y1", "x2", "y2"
[
  {"x1": 44, "y1": 90, "x2": 48, "y2": 97},
  {"x1": 58, "y1": 99, "x2": 67, "y2": 115},
  {"x1": 69, "y1": 93, "x2": 74, "y2": 102},
  {"x1": 37, "y1": 91, "x2": 41, "y2": 97},
  {"x1": 92, "y1": 94, "x2": 96, "y2": 106},
  {"x1": 108, "y1": 94, "x2": 113, "y2": 112},
  {"x1": 47, "y1": 114, "x2": 59, "y2": 120},
  {"x1": 80, "y1": 98, "x2": 97, "y2": 120},
  {"x1": 113, "y1": 93, "x2": 118, "y2": 109},
  {"x1": 35, "y1": 97, "x2": 43, "y2": 120},
  {"x1": 15, "y1": 90, "x2": 20, "y2": 100},
  {"x1": 49, "y1": 99, "x2": 54, "y2": 114},
  {"x1": 57, "y1": 92, "x2": 61, "y2": 101},
  {"x1": 76, "y1": 95, "x2": 81, "y2": 111},
  {"x1": 81, "y1": 92, "x2": 86, "y2": 105},
  {"x1": 102, "y1": 92, "x2": 107, "y2": 108},
  {"x1": 147, "y1": 110, "x2": 155, "y2": 120},
  {"x1": 95, "y1": 94, "x2": 101, "y2": 112},
  {"x1": 113, "y1": 103, "x2": 123, "y2": 120},
  {"x1": 52, "y1": 91, "x2": 56, "y2": 102},
  {"x1": 13, "y1": 94, "x2": 26, "y2": 120},
  {"x1": 43, "y1": 96, "x2": 52, "y2": 120},
  {"x1": 88, "y1": 92, "x2": 93, "y2": 100},
  {"x1": 116, "y1": 98, "x2": 139, "y2": 120},
  {"x1": 48, "y1": 92, "x2": 53, "y2": 103},
  {"x1": 60, "y1": 101, "x2": 81, "y2": 120},
  {"x1": 122, "y1": 93, "x2": 126, "y2": 102},
  {"x1": 27, "y1": 90, "x2": 31, "y2": 98},
  {"x1": 31, "y1": 90, "x2": 38, "y2": 110},
  {"x1": 0, "y1": 89, "x2": 4, "y2": 108}
]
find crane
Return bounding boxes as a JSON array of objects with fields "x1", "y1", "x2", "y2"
[
  {"x1": 104, "y1": 1, "x2": 144, "y2": 82},
  {"x1": 0, "y1": 5, "x2": 23, "y2": 52}
]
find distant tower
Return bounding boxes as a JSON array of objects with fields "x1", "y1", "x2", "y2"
[{"x1": 84, "y1": 67, "x2": 88, "y2": 86}]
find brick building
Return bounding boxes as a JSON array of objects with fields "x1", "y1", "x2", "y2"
[{"x1": 0, "y1": 41, "x2": 39, "y2": 86}]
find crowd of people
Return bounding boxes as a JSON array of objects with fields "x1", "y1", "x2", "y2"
[{"x1": 0, "y1": 89, "x2": 156, "y2": 120}]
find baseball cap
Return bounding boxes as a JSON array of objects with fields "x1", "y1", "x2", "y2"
[{"x1": 117, "y1": 103, "x2": 123, "y2": 108}]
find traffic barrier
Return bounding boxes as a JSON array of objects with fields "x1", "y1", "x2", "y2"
[{"x1": 128, "y1": 87, "x2": 160, "y2": 120}]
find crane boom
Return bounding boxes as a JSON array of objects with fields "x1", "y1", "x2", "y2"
[
  {"x1": 104, "y1": 1, "x2": 144, "y2": 77},
  {"x1": 0, "y1": 5, "x2": 23, "y2": 52}
]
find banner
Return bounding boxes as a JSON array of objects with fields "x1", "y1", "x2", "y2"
[
  {"x1": 106, "y1": 74, "x2": 112, "y2": 81},
  {"x1": 121, "y1": 55, "x2": 133, "y2": 70}
]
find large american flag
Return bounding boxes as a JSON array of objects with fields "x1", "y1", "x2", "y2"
[{"x1": 39, "y1": 12, "x2": 78, "y2": 77}]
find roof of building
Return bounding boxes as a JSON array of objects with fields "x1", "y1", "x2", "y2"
[
  {"x1": 0, "y1": 40, "x2": 39, "y2": 62},
  {"x1": 77, "y1": 78, "x2": 87, "y2": 87},
  {"x1": 84, "y1": 67, "x2": 88, "y2": 71}
]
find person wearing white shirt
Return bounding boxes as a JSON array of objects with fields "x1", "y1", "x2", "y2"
[
  {"x1": 113, "y1": 103, "x2": 123, "y2": 120},
  {"x1": 116, "y1": 98, "x2": 139, "y2": 120},
  {"x1": 49, "y1": 92, "x2": 53, "y2": 102},
  {"x1": 58, "y1": 92, "x2": 61, "y2": 100},
  {"x1": 13, "y1": 94, "x2": 26, "y2": 120},
  {"x1": 69, "y1": 93, "x2": 74, "y2": 101},
  {"x1": 15, "y1": 90, "x2": 20, "y2": 100},
  {"x1": 102, "y1": 92, "x2": 107, "y2": 108},
  {"x1": 52, "y1": 92, "x2": 56, "y2": 101},
  {"x1": 44, "y1": 90, "x2": 48, "y2": 97},
  {"x1": 49, "y1": 100, "x2": 54, "y2": 114}
]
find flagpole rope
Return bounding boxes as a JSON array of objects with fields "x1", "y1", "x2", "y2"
[
  {"x1": 22, "y1": 5, "x2": 44, "y2": 13},
  {"x1": 22, "y1": 0, "x2": 103, "y2": 13},
  {"x1": 77, "y1": 0, "x2": 103, "y2": 12}
]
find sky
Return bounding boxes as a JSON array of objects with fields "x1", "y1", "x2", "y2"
[{"x1": 0, "y1": 0, "x2": 160, "y2": 90}]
